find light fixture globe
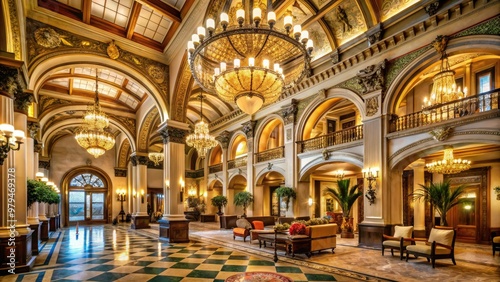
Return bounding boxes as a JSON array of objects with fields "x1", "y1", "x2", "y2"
[{"x1": 188, "y1": 1, "x2": 312, "y2": 115}]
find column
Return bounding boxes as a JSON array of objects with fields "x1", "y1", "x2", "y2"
[
  {"x1": 130, "y1": 153, "x2": 149, "y2": 229},
  {"x1": 282, "y1": 99, "x2": 298, "y2": 217},
  {"x1": 411, "y1": 160, "x2": 426, "y2": 237},
  {"x1": 242, "y1": 121, "x2": 256, "y2": 215},
  {"x1": 127, "y1": 161, "x2": 133, "y2": 215}
]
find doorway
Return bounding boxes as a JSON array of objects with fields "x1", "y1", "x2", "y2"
[{"x1": 66, "y1": 172, "x2": 109, "y2": 224}]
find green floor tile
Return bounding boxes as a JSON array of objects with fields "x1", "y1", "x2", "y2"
[
  {"x1": 186, "y1": 270, "x2": 219, "y2": 278},
  {"x1": 170, "y1": 262, "x2": 200, "y2": 269},
  {"x1": 304, "y1": 273, "x2": 337, "y2": 281},
  {"x1": 133, "y1": 267, "x2": 166, "y2": 274},
  {"x1": 203, "y1": 259, "x2": 227, "y2": 264},
  {"x1": 248, "y1": 260, "x2": 275, "y2": 266},
  {"x1": 276, "y1": 266, "x2": 304, "y2": 273},
  {"x1": 148, "y1": 276, "x2": 182, "y2": 282},
  {"x1": 221, "y1": 265, "x2": 247, "y2": 272}
]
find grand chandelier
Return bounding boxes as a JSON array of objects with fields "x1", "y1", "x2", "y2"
[
  {"x1": 186, "y1": 94, "x2": 217, "y2": 158},
  {"x1": 187, "y1": 0, "x2": 313, "y2": 115},
  {"x1": 148, "y1": 152, "x2": 164, "y2": 166},
  {"x1": 422, "y1": 35, "x2": 467, "y2": 114},
  {"x1": 75, "y1": 70, "x2": 115, "y2": 158},
  {"x1": 426, "y1": 147, "x2": 471, "y2": 174}
]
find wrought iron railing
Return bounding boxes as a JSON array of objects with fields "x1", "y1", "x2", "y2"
[
  {"x1": 391, "y1": 89, "x2": 499, "y2": 132},
  {"x1": 208, "y1": 163, "x2": 223, "y2": 174},
  {"x1": 297, "y1": 125, "x2": 364, "y2": 153},
  {"x1": 228, "y1": 155, "x2": 247, "y2": 169},
  {"x1": 185, "y1": 169, "x2": 204, "y2": 178},
  {"x1": 255, "y1": 146, "x2": 285, "y2": 163}
]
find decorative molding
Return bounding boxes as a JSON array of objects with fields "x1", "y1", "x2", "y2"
[
  {"x1": 106, "y1": 41, "x2": 120, "y2": 59},
  {"x1": 216, "y1": 130, "x2": 231, "y2": 149},
  {"x1": 424, "y1": 1, "x2": 440, "y2": 16},
  {"x1": 14, "y1": 90, "x2": 34, "y2": 113},
  {"x1": 267, "y1": 163, "x2": 273, "y2": 170},
  {"x1": 281, "y1": 99, "x2": 298, "y2": 125},
  {"x1": 365, "y1": 96, "x2": 379, "y2": 117},
  {"x1": 0, "y1": 66, "x2": 21, "y2": 98},
  {"x1": 430, "y1": 126, "x2": 453, "y2": 141},
  {"x1": 118, "y1": 140, "x2": 130, "y2": 168},
  {"x1": 138, "y1": 107, "x2": 158, "y2": 151},
  {"x1": 27, "y1": 121, "x2": 40, "y2": 138},
  {"x1": 114, "y1": 168, "x2": 127, "y2": 177},
  {"x1": 242, "y1": 121, "x2": 257, "y2": 138},
  {"x1": 39, "y1": 95, "x2": 73, "y2": 112},
  {"x1": 322, "y1": 149, "x2": 330, "y2": 160},
  {"x1": 388, "y1": 137, "x2": 434, "y2": 162},
  {"x1": 172, "y1": 53, "x2": 192, "y2": 122},
  {"x1": 159, "y1": 126, "x2": 187, "y2": 144},
  {"x1": 114, "y1": 116, "x2": 136, "y2": 138},
  {"x1": 130, "y1": 155, "x2": 149, "y2": 166},
  {"x1": 356, "y1": 59, "x2": 387, "y2": 94},
  {"x1": 330, "y1": 49, "x2": 340, "y2": 64},
  {"x1": 39, "y1": 159, "x2": 50, "y2": 169},
  {"x1": 367, "y1": 23, "x2": 383, "y2": 45},
  {"x1": 7, "y1": 0, "x2": 21, "y2": 60}
]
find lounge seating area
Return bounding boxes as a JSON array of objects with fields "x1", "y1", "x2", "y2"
[
  {"x1": 382, "y1": 225, "x2": 414, "y2": 260},
  {"x1": 405, "y1": 227, "x2": 457, "y2": 268}
]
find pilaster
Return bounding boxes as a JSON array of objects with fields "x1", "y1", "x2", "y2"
[
  {"x1": 130, "y1": 153, "x2": 150, "y2": 229},
  {"x1": 410, "y1": 159, "x2": 426, "y2": 236}
]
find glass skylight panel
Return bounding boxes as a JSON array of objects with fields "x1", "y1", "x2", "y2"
[
  {"x1": 91, "y1": 0, "x2": 131, "y2": 27},
  {"x1": 54, "y1": 68, "x2": 70, "y2": 74},
  {"x1": 56, "y1": 0, "x2": 82, "y2": 10},
  {"x1": 134, "y1": 5, "x2": 172, "y2": 42},
  {"x1": 98, "y1": 69, "x2": 124, "y2": 85},
  {"x1": 48, "y1": 78, "x2": 69, "y2": 88},
  {"x1": 119, "y1": 93, "x2": 138, "y2": 108},
  {"x1": 125, "y1": 80, "x2": 146, "y2": 98},
  {"x1": 160, "y1": 0, "x2": 186, "y2": 10},
  {"x1": 74, "y1": 67, "x2": 95, "y2": 76}
]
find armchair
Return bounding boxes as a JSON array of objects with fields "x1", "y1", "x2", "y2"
[
  {"x1": 233, "y1": 218, "x2": 252, "y2": 242},
  {"x1": 382, "y1": 226, "x2": 414, "y2": 260},
  {"x1": 405, "y1": 227, "x2": 456, "y2": 268},
  {"x1": 492, "y1": 231, "x2": 500, "y2": 256}
]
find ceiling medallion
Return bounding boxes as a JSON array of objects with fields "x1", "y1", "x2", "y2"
[
  {"x1": 75, "y1": 70, "x2": 115, "y2": 158},
  {"x1": 425, "y1": 147, "x2": 471, "y2": 174},
  {"x1": 187, "y1": 0, "x2": 313, "y2": 115}
]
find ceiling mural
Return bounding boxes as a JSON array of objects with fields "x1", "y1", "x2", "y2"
[
  {"x1": 308, "y1": 21, "x2": 333, "y2": 60},
  {"x1": 323, "y1": 2, "x2": 367, "y2": 46},
  {"x1": 381, "y1": 0, "x2": 419, "y2": 21}
]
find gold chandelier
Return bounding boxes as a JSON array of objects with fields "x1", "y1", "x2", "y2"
[
  {"x1": 422, "y1": 35, "x2": 467, "y2": 114},
  {"x1": 186, "y1": 94, "x2": 217, "y2": 158},
  {"x1": 187, "y1": 0, "x2": 313, "y2": 115},
  {"x1": 148, "y1": 152, "x2": 164, "y2": 166},
  {"x1": 426, "y1": 147, "x2": 471, "y2": 174},
  {"x1": 75, "y1": 70, "x2": 115, "y2": 158}
]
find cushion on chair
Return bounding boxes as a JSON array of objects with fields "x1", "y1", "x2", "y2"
[
  {"x1": 382, "y1": 240, "x2": 411, "y2": 248},
  {"x1": 428, "y1": 228, "x2": 454, "y2": 245},
  {"x1": 493, "y1": 237, "x2": 500, "y2": 243},
  {"x1": 406, "y1": 244, "x2": 451, "y2": 255},
  {"x1": 233, "y1": 227, "x2": 247, "y2": 236},
  {"x1": 236, "y1": 218, "x2": 252, "y2": 229},
  {"x1": 393, "y1": 226, "x2": 413, "y2": 238},
  {"x1": 252, "y1": 221, "x2": 265, "y2": 230}
]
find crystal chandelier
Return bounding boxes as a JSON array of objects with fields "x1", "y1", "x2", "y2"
[
  {"x1": 422, "y1": 35, "x2": 467, "y2": 114},
  {"x1": 186, "y1": 94, "x2": 217, "y2": 158},
  {"x1": 75, "y1": 70, "x2": 115, "y2": 158},
  {"x1": 426, "y1": 147, "x2": 471, "y2": 174},
  {"x1": 187, "y1": 0, "x2": 313, "y2": 115},
  {"x1": 148, "y1": 152, "x2": 164, "y2": 166}
]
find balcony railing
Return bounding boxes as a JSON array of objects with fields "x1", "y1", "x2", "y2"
[
  {"x1": 391, "y1": 89, "x2": 499, "y2": 132},
  {"x1": 228, "y1": 155, "x2": 247, "y2": 169},
  {"x1": 185, "y1": 169, "x2": 204, "y2": 178},
  {"x1": 208, "y1": 163, "x2": 223, "y2": 174},
  {"x1": 298, "y1": 125, "x2": 364, "y2": 153},
  {"x1": 255, "y1": 146, "x2": 285, "y2": 163}
]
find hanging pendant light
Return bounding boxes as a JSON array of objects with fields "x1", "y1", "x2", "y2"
[{"x1": 186, "y1": 93, "x2": 217, "y2": 158}]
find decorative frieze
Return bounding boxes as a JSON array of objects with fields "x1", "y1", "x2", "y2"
[
  {"x1": 114, "y1": 168, "x2": 127, "y2": 177},
  {"x1": 160, "y1": 126, "x2": 187, "y2": 144}
]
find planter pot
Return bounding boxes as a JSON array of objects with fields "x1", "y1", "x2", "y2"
[{"x1": 340, "y1": 217, "x2": 355, "y2": 238}]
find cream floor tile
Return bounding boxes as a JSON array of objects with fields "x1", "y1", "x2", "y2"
[
  {"x1": 215, "y1": 272, "x2": 240, "y2": 280},
  {"x1": 137, "y1": 256, "x2": 163, "y2": 261},
  {"x1": 158, "y1": 268, "x2": 193, "y2": 276},
  {"x1": 245, "y1": 266, "x2": 277, "y2": 272},
  {"x1": 65, "y1": 263, "x2": 101, "y2": 270},
  {"x1": 108, "y1": 265, "x2": 144, "y2": 273},
  {"x1": 180, "y1": 258, "x2": 206, "y2": 263},
  {"x1": 169, "y1": 253, "x2": 192, "y2": 258},
  {"x1": 114, "y1": 273, "x2": 156, "y2": 281},
  {"x1": 180, "y1": 278, "x2": 214, "y2": 282},
  {"x1": 63, "y1": 270, "x2": 103, "y2": 280},
  {"x1": 282, "y1": 273, "x2": 307, "y2": 281},
  {"x1": 223, "y1": 259, "x2": 250, "y2": 265},
  {"x1": 207, "y1": 255, "x2": 230, "y2": 260},
  {"x1": 194, "y1": 264, "x2": 223, "y2": 271},
  {"x1": 146, "y1": 261, "x2": 177, "y2": 268}
]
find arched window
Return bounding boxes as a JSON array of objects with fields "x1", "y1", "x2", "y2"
[
  {"x1": 68, "y1": 172, "x2": 108, "y2": 223},
  {"x1": 70, "y1": 173, "x2": 105, "y2": 188}
]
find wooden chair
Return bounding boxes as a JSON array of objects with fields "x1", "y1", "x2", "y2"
[
  {"x1": 405, "y1": 227, "x2": 456, "y2": 268},
  {"x1": 382, "y1": 225, "x2": 414, "y2": 260},
  {"x1": 233, "y1": 218, "x2": 252, "y2": 242},
  {"x1": 492, "y1": 231, "x2": 500, "y2": 256}
]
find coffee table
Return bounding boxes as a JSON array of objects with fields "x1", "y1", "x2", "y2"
[
  {"x1": 258, "y1": 232, "x2": 289, "y2": 262},
  {"x1": 225, "y1": 272, "x2": 293, "y2": 282}
]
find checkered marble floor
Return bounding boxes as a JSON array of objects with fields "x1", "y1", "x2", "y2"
[{"x1": 3, "y1": 225, "x2": 359, "y2": 282}]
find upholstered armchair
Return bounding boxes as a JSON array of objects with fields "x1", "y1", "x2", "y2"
[
  {"x1": 382, "y1": 226, "x2": 414, "y2": 260},
  {"x1": 492, "y1": 231, "x2": 500, "y2": 256},
  {"x1": 405, "y1": 227, "x2": 456, "y2": 268},
  {"x1": 233, "y1": 218, "x2": 252, "y2": 242}
]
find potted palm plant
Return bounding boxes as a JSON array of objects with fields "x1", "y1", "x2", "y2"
[
  {"x1": 211, "y1": 195, "x2": 228, "y2": 216},
  {"x1": 233, "y1": 191, "x2": 253, "y2": 218},
  {"x1": 410, "y1": 180, "x2": 467, "y2": 226},
  {"x1": 275, "y1": 186, "x2": 296, "y2": 216},
  {"x1": 323, "y1": 179, "x2": 362, "y2": 238}
]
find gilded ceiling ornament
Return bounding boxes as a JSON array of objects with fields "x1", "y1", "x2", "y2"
[
  {"x1": 147, "y1": 65, "x2": 165, "y2": 83},
  {"x1": 34, "y1": 27, "x2": 61, "y2": 48},
  {"x1": 430, "y1": 126, "x2": 453, "y2": 141},
  {"x1": 106, "y1": 41, "x2": 120, "y2": 60}
]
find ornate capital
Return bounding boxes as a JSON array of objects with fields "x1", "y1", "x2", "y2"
[
  {"x1": 216, "y1": 130, "x2": 231, "y2": 149},
  {"x1": 281, "y1": 99, "x2": 298, "y2": 125},
  {"x1": 0, "y1": 66, "x2": 21, "y2": 98},
  {"x1": 114, "y1": 168, "x2": 127, "y2": 177},
  {"x1": 366, "y1": 96, "x2": 379, "y2": 117},
  {"x1": 27, "y1": 120, "x2": 40, "y2": 138},
  {"x1": 160, "y1": 126, "x2": 187, "y2": 144},
  {"x1": 15, "y1": 90, "x2": 34, "y2": 113},
  {"x1": 356, "y1": 59, "x2": 387, "y2": 94},
  {"x1": 425, "y1": 0, "x2": 440, "y2": 16},
  {"x1": 34, "y1": 139, "x2": 43, "y2": 153},
  {"x1": 39, "y1": 159, "x2": 50, "y2": 169},
  {"x1": 242, "y1": 121, "x2": 257, "y2": 138},
  {"x1": 130, "y1": 155, "x2": 149, "y2": 166}
]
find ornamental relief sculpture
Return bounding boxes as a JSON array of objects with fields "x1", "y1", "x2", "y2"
[
  {"x1": 365, "y1": 96, "x2": 379, "y2": 117},
  {"x1": 356, "y1": 59, "x2": 387, "y2": 94}
]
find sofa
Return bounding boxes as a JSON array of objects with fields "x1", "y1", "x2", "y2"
[
  {"x1": 245, "y1": 216, "x2": 276, "y2": 229},
  {"x1": 305, "y1": 223, "x2": 337, "y2": 253},
  {"x1": 278, "y1": 216, "x2": 311, "y2": 225}
]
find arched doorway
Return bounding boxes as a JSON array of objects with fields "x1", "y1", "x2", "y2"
[{"x1": 63, "y1": 168, "x2": 111, "y2": 225}]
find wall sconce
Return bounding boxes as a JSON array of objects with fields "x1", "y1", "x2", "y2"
[
  {"x1": 35, "y1": 172, "x2": 44, "y2": 179},
  {"x1": 188, "y1": 185, "x2": 197, "y2": 197},
  {"x1": 133, "y1": 190, "x2": 137, "y2": 198},
  {"x1": 41, "y1": 177, "x2": 48, "y2": 183},
  {"x1": 0, "y1": 123, "x2": 25, "y2": 166},
  {"x1": 165, "y1": 179, "x2": 170, "y2": 190},
  {"x1": 334, "y1": 169, "x2": 345, "y2": 179},
  {"x1": 117, "y1": 189, "x2": 126, "y2": 222},
  {"x1": 362, "y1": 167, "x2": 379, "y2": 205},
  {"x1": 308, "y1": 197, "x2": 313, "y2": 207},
  {"x1": 180, "y1": 177, "x2": 185, "y2": 202},
  {"x1": 140, "y1": 189, "x2": 145, "y2": 204}
]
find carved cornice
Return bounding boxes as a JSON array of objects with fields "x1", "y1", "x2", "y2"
[
  {"x1": 159, "y1": 126, "x2": 187, "y2": 144},
  {"x1": 425, "y1": 0, "x2": 440, "y2": 16},
  {"x1": 216, "y1": 130, "x2": 231, "y2": 149},
  {"x1": 281, "y1": 99, "x2": 299, "y2": 125},
  {"x1": 356, "y1": 59, "x2": 387, "y2": 94},
  {"x1": 114, "y1": 168, "x2": 127, "y2": 177},
  {"x1": 241, "y1": 121, "x2": 257, "y2": 138}
]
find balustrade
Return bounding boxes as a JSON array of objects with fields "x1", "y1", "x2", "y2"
[
  {"x1": 255, "y1": 146, "x2": 285, "y2": 163},
  {"x1": 228, "y1": 155, "x2": 247, "y2": 169},
  {"x1": 208, "y1": 163, "x2": 223, "y2": 174},
  {"x1": 298, "y1": 125, "x2": 364, "y2": 153}
]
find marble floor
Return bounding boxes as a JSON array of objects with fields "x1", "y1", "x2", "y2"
[{"x1": 2, "y1": 222, "x2": 499, "y2": 282}]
